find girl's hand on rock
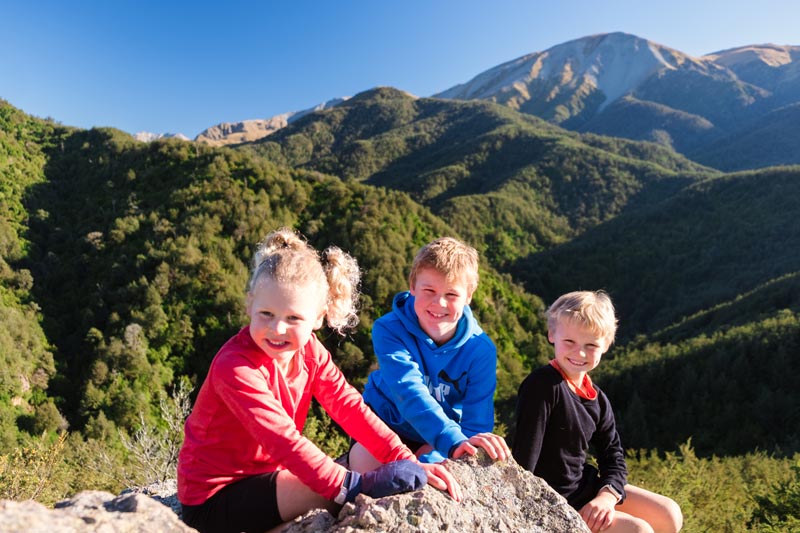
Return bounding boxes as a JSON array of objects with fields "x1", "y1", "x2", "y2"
[{"x1": 420, "y1": 462, "x2": 462, "y2": 502}]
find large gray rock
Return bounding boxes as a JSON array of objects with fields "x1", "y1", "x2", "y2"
[
  {"x1": 280, "y1": 452, "x2": 590, "y2": 532},
  {"x1": 0, "y1": 453, "x2": 589, "y2": 532},
  {"x1": 0, "y1": 489, "x2": 194, "y2": 532}
]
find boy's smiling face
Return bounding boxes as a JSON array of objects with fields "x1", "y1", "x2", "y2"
[
  {"x1": 548, "y1": 318, "x2": 610, "y2": 382},
  {"x1": 410, "y1": 267, "x2": 474, "y2": 345}
]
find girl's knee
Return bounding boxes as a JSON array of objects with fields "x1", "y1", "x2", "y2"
[{"x1": 348, "y1": 442, "x2": 381, "y2": 473}]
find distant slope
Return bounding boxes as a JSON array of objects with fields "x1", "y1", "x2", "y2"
[
  {"x1": 595, "y1": 303, "x2": 800, "y2": 455},
  {"x1": 434, "y1": 32, "x2": 767, "y2": 131},
  {"x1": 580, "y1": 96, "x2": 718, "y2": 153},
  {"x1": 247, "y1": 87, "x2": 714, "y2": 265},
  {"x1": 512, "y1": 166, "x2": 800, "y2": 338},
  {"x1": 705, "y1": 43, "x2": 800, "y2": 105},
  {"x1": 689, "y1": 102, "x2": 800, "y2": 171}
]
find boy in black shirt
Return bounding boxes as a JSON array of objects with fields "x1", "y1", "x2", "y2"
[{"x1": 513, "y1": 291, "x2": 682, "y2": 533}]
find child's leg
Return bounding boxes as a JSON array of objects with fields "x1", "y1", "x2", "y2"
[
  {"x1": 414, "y1": 443, "x2": 434, "y2": 457},
  {"x1": 594, "y1": 511, "x2": 653, "y2": 533},
  {"x1": 275, "y1": 470, "x2": 339, "y2": 523},
  {"x1": 348, "y1": 442, "x2": 383, "y2": 473},
  {"x1": 615, "y1": 484, "x2": 683, "y2": 533},
  {"x1": 350, "y1": 441, "x2": 435, "y2": 472},
  {"x1": 182, "y1": 472, "x2": 285, "y2": 533}
]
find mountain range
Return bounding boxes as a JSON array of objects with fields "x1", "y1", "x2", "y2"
[
  {"x1": 437, "y1": 32, "x2": 800, "y2": 170},
  {"x1": 179, "y1": 32, "x2": 799, "y2": 172}
]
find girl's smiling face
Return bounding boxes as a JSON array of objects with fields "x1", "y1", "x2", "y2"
[
  {"x1": 548, "y1": 318, "x2": 609, "y2": 382},
  {"x1": 246, "y1": 277, "x2": 324, "y2": 371},
  {"x1": 410, "y1": 267, "x2": 474, "y2": 345}
]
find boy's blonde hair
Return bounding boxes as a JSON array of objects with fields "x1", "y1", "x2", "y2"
[
  {"x1": 248, "y1": 228, "x2": 361, "y2": 334},
  {"x1": 409, "y1": 237, "x2": 479, "y2": 293},
  {"x1": 546, "y1": 290, "x2": 617, "y2": 344}
]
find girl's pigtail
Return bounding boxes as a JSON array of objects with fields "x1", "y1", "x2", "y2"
[{"x1": 321, "y1": 246, "x2": 361, "y2": 334}]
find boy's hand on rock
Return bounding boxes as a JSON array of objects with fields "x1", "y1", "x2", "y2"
[
  {"x1": 451, "y1": 433, "x2": 510, "y2": 461},
  {"x1": 579, "y1": 491, "x2": 616, "y2": 532}
]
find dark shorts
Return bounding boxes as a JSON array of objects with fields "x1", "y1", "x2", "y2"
[
  {"x1": 181, "y1": 471, "x2": 281, "y2": 533},
  {"x1": 566, "y1": 463, "x2": 603, "y2": 510}
]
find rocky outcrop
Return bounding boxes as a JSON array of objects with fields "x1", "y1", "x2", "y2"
[
  {"x1": 194, "y1": 116, "x2": 291, "y2": 146},
  {"x1": 195, "y1": 97, "x2": 349, "y2": 146},
  {"x1": 0, "y1": 453, "x2": 588, "y2": 532},
  {"x1": 0, "y1": 486, "x2": 193, "y2": 532},
  {"x1": 280, "y1": 453, "x2": 589, "y2": 532}
]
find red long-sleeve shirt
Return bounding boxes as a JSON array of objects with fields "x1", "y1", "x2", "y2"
[{"x1": 178, "y1": 327, "x2": 415, "y2": 505}]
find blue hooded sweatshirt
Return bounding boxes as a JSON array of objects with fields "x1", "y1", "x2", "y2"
[{"x1": 362, "y1": 291, "x2": 497, "y2": 462}]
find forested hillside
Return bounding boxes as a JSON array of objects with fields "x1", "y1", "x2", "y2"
[
  {"x1": 0, "y1": 103, "x2": 64, "y2": 446},
  {"x1": 2, "y1": 94, "x2": 799, "y2": 530},
  {"x1": 249, "y1": 88, "x2": 716, "y2": 266},
  {"x1": 1, "y1": 98, "x2": 542, "y2": 444},
  {"x1": 514, "y1": 166, "x2": 800, "y2": 336}
]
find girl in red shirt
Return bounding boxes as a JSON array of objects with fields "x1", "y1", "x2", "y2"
[{"x1": 178, "y1": 229, "x2": 461, "y2": 533}]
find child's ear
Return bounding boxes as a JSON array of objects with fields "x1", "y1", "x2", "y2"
[
  {"x1": 465, "y1": 288, "x2": 475, "y2": 305},
  {"x1": 245, "y1": 292, "x2": 254, "y2": 315},
  {"x1": 314, "y1": 313, "x2": 325, "y2": 330},
  {"x1": 547, "y1": 328, "x2": 555, "y2": 343},
  {"x1": 602, "y1": 337, "x2": 613, "y2": 354}
]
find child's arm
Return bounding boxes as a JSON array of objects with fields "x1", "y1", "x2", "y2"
[
  {"x1": 213, "y1": 355, "x2": 349, "y2": 501},
  {"x1": 511, "y1": 372, "x2": 552, "y2": 471},
  {"x1": 591, "y1": 392, "x2": 628, "y2": 502},
  {"x1": 456, "y1": 336, "x2": 498, "y2": 438},
  {"x1": 312, "y1": 345, "x2": 418, "y2": 465},
  {"x1": 371, "y1": 320, "x2": 469, "y2": 457},
  {"x1": 311, "y1": 345, "x2": 466, "y2": 501},
  {"x1": 579, "y1": 489, "x2": 618, "y2": 532},
  {"x1": 448, "y1": 339, "x2": 510, "y2": 461}
]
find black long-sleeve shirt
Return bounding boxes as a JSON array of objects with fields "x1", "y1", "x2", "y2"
[{"x1": 512, "y1": 365, "x2": 627, "y2": 501}]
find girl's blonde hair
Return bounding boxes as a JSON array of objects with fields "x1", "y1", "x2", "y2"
[
  {"x1": 248, "y1": 228, "x2": 361, "y2": 334},
  {"x1": 546, "y1": 290, "x2": 618, "y2": 344}
]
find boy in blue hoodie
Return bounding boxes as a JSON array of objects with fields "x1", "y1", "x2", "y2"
[{"x1": 349, "y1": 237, "x2": 509, "y2": 470}]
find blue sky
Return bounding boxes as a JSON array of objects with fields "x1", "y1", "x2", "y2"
[{"x1": 2, "y1": 0, "x2": 798, "y2": 138}]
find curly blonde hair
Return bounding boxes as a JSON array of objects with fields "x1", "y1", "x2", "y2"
[{"x1": 248, "y1": 228, "x2": 361, "y2": 334}]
